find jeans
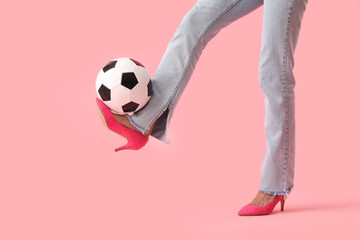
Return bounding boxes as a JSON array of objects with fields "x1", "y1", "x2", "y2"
[{"x1": 127, "y1": 0, "x2": 308, "y2": 195}]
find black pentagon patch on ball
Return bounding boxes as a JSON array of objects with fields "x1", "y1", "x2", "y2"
[
  {"x1": 121, "y1": 72, "x2": 138, "y2": 90},
  {"x1": 147, "y1": 80, "x2": 153, "y2": 96},
  {"x1": 102, "y1": 60, "x2": 117, "y2": 73},
  {"x1": 130, "y1": 58, "x2": 145, "y2": 67},
  {"x1": 122, "y1": 101, "x2": 139, "y2": 113},
  {"x1": 98, "y1": 84, "x2": 111, "y2": 101}
]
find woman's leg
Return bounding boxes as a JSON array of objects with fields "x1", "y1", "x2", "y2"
[
  {"x1": 127, "y1": 0, "x2": 263, "y2": 144},
  {"x1": 258, "y1": 0, "x2": 308, "y2": 196}
]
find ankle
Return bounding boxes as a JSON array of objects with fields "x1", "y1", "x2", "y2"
[{"x1": 112, "y1": 112, "x2": 156, "y2": 138}]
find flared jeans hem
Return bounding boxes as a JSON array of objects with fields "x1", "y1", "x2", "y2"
[{"x1": 259, "y1": 184, "x2": 294, "y2": 196}]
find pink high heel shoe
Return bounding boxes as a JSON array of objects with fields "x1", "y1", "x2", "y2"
[
  {"x1": 237, "y1": 194, "x2": 287, "y2": 216},
  {"x1": 96, "y1": 97, "x2": 149, "y2": 152}
]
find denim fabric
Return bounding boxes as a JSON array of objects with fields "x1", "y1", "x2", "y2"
[{"x1": 127, "y1": 0, "x2": 308, "y2": 195}]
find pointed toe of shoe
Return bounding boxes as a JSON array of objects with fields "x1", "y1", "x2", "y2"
[{"x1": 238, "y1": 204, "x2": 260, "y2": 216}]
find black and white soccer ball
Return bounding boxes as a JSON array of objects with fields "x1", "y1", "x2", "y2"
[{"x1": 95, "y1": 58, "x2": 153, "y2": 115}]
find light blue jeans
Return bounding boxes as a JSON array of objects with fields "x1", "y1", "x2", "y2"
[{"x1": 127, "y1": 0, "x2": 308, "y2": 196}]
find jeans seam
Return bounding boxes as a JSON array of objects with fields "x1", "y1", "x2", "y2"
[
  {"x1": 141, "y1": 0, "x2": 243, "y2": 134},
  {"x1": 281, "y1": 0, "x2": 295, "y2": 191}
]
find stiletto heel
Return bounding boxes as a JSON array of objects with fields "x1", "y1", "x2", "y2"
[
  {"x1": 238, "y1": 194, "x2": 287, "y2": 216},
  {"x1": 96, "y1": 98, "x2": 149, "y2": 151},
  {"x1": 280, "y1": 197, "x2": 285, "y2": 211}
]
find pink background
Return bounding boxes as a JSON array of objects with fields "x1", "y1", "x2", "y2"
[{"x1": 1, "y1": 0, "x2": 360, "y2": 239}]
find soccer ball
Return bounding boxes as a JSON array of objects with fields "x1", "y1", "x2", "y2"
[{"x1": 95, "y1": 58, "x2": 153, "y2": 115}]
